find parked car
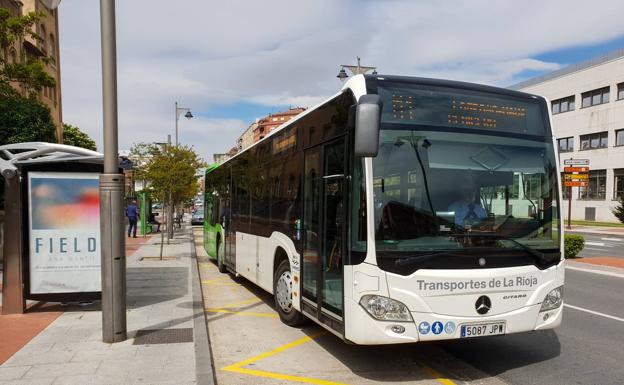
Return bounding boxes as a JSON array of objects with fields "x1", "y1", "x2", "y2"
[{"x1": 191, "y1": 209, "x2": 204, "y2": 225}]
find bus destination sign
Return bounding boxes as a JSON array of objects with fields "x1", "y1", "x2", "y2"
[{"x1": 379, "y1": 84, "x2": 547, "y2": 136}]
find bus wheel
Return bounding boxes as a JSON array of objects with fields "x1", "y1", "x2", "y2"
[
  {"x1": 274, "y1": 259, "x2": 305, "y2": 326},
  {"x1": 216, "y1": 239, "x2": 226, "y2": 273}
]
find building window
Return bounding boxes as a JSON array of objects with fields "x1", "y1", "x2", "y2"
[
  {"x1": 579, "y1": 170, "x2": 606, "y2": 200},
  {"x1": 552, "y1": 96, "x2": 575, "y2": 114},
  {"x1": 616, "y1": 129, "x2": 624, "y2": 146},
  {"x1": 48, "y1": 34, "x2": 55, "y2": 63},
  {"x1": 580, "y1": 132, "x2": 608, "y2": 150},
  {"x1": 557, "y1": 137, "x2": 574, "y2": 153},
  {"x1": 615, "y1": 169, "x2": 624, "y2": 199},
  {"x1": 581, "y1": 86, "x2": 610, "y2": 108},
  {"x1": 8, "y1": 48, "x2": 17, "y2": 64},
  {"x1": 618, "y1": 83, "x2": 624, "y2": 101}
]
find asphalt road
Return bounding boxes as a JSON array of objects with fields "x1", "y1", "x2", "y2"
[
  {"x1": 574, "y1": 232, "x2": 624, "y2": 258},
  {"x1": 438, "y1": 267, "x2": 624, "y2": 385},
  {"x1": 192, "y1": 227, "x2": 624, "y2": 385}
]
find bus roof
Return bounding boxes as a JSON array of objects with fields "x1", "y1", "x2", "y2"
[
  {"x1": 205, "y1": 162, "x2": 220, "y2": 175},
  {"x1": 211, "y1": 74, "x2": 546, "y2": 168}
]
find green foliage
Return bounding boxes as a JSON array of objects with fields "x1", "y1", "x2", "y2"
[
  {"x1": 62, "y1": 123, "x2": 97, "y2": 151},
  {"x1": 0, "y1": 83, "x2": 56, "y2": 144},
  {"x1": 612, "y1": 196, "x2": 624, "y2": 224},
  {"x1": 564, "y1": 234, "x2": 585, "y2": 258},
  {"x1": 0, "y1": 7, "x2": 55, "y2": 94},
  {"x1": 131, "y1": 143, "x2": 206, "y2": 206}
]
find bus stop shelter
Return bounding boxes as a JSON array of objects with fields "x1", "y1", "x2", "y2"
[{"x1": 1, "y1": 142, "x2": 103, "y2": 314}]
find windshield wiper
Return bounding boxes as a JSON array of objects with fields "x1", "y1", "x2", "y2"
[
  {"x1": 450, "y1": 233, "x2": 554, "y2": 264},
  {"x1": 394, "y1": 251, "x2": 467, "y2": 266}
]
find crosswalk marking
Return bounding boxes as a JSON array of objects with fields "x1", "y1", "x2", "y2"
[
  {"x1": 601, "y1": 237, "x2": 623, "y2": 242},
  {"x1": 585, "y1": 241, "x2": 606, "y2": 247}
]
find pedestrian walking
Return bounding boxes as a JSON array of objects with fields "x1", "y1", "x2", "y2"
[{"x1": 126, "y1": 200, "x2": 140, "y2": 238}]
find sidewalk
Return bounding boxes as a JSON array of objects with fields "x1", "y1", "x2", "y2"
[
  {"x1": 564, "y1": 225, "x2": 624, "y2": 236},
  {"x1": 0, "y1": 224, "x2": 214, "y2": 385}
]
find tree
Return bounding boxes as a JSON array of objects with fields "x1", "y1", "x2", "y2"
[
  {"x1": 0, "y1": 7, "x2": 55, "y2": 94},
  {"x1": 613, "y1": 196, "x2": 624, "y2": 224},
  {"x1": 63, "y1": 123, "x2": 97, "y2": 151},
  {"x1": 0, "y1": 83, "x2": 56, "y2": 144},
  {"x1": 131, "y1": 143, "x2": 205, "y2": 254}
]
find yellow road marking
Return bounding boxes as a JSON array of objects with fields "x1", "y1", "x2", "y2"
[
  {"x1": 228, "y1": 367, "x2": 348, "y2": 385},
  {"x1": 222, "y1": 332, "x2": 350, "y2": 385},
  {"x1": 205, "y1": 308, "x2": 279, "y2": 318},
  {"x1": 202, "y1": 279, "x2": 241, "y2": 287},
  {"x1": 421, "y1": 365, "x2": 458, "y2": 385},
  {"x1": 217, "y1": 298, "x2": 261, "y2": 309}
]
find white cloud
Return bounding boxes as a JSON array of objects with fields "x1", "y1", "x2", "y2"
[{"x1": 59, "y1": 0, "x2": 624, "y2": 160}]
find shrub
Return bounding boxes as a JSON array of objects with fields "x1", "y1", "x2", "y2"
[
  {"x1": 613, "y1": 196, "x2": 624, "y2": 224},
  {"x1": 564, "y1": 234, "x2": 585, "y2": 258}
]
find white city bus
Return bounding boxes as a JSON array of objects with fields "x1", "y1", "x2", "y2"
[{"x1": 203, "y1": 74, "x2": 563, "y2": 344}]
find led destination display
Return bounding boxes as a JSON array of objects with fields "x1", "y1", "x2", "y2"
[{"x1": 378, "y1": 83, "x2": 547, "y2": 136}]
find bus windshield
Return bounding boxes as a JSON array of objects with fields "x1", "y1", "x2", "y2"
[{"x1": 369, "y1": 82, "x2": 560, "y2": 266}]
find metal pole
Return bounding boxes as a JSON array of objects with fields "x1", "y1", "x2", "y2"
[
  {"x1": 175, "y1": 101, "x2": 179, "y2": 146},
  {"x1": 99, "y1": 0, "x2": 126, "y2": 343},
  {"x1": 567, "y1": 186, "x2": 572, "y2": 230},
  {"x1": 1, "y1": 172, "x2": 26, "y2": 314}
]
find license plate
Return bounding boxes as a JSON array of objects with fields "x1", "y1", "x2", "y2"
[{"x1": 460, "y1": 322, "x2": 505, "y2": 338}]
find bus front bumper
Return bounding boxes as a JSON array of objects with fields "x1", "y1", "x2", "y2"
[{"x1": 344, "y1": 298, "x2": 562, "y2": 345}]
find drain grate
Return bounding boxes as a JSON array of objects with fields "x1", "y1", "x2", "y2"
[{"x1": 133, "y1": 328, "x2": 193, "y2": 345}]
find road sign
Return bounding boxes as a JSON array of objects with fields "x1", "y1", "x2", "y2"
[
  {"x1": 564, "y1": 167, "x2": 589, "y2": 173},
  {"x1": 564, "y1": 173, "x2": 589, "y2": 180},
  {"x1": 564, "y1": 159, "x2": 590, "y2": 166},
  {"x1": 564, "y1": 181, "x2": 587, "y2": 187}
]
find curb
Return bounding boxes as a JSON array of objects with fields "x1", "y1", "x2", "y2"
[
  {"x1": 189, "y1": 225, "x2": 217, "y2": 385},
  {"x1": 564, "y1": 228, "x2": 624, "y2": 236}
]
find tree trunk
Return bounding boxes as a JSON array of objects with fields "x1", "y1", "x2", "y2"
[{"x1": 166, "y1": 192, "x2": 174, "y2": 243}]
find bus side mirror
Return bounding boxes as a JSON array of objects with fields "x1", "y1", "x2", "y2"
[{"x1": 354, "y1": 94, "x2": 382, "y2": 157}]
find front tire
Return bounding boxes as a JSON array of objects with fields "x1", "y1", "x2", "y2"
[{"x1": 274, "y1": 259, "x2": 306, "y2": 326}]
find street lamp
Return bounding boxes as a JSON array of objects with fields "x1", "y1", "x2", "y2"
[
  {"x1": 175, "y1": 101, "x2": 193, "y2": 146},
  {"x1": 337, "y1": 56, "x2": 377, "y2": 81}
]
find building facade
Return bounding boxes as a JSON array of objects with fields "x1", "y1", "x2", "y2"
[
  {"x1": 252, "y1": 107, "x2": 306, "y2": 143},
  {"x1": 237, "y1": 121, "x2": 257, "y2": 151},
  {"x1": 1, "y1": 0, "x2": 63, "y2": 141},
  {"x1": 511, "y1": 49, "x2": 624, "y2": 222}
]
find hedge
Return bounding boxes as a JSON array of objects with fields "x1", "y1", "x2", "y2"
[{"x1": 564, "y1": 234, "x2": 585, "y2": 258}]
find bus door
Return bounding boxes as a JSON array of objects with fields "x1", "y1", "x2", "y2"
[
  {"x1": 302, "y1": 137, "x2": 347, "y2": 331},
  {"x1": 224, "y1": 169, "x2": 235, "y2": 270}
]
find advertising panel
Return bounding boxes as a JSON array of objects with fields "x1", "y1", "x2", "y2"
[{"x1": 28, "y1": 172, "x2": 101, "y2": 294}]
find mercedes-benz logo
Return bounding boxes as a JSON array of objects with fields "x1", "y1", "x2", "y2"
[{"x1": 475, "y1": 295, "x2": 492, "y2": 315}]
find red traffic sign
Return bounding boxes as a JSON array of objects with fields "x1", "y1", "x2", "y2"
[
  {"x1": 564, "y1": 167, "x2": 589, "y2": 173},
  {"x1": 565, "y1": 181, "x2": 587, "y2": 187}
]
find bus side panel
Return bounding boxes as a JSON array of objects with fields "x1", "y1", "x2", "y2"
[
  {"x1": 203, "y1": 222, "x2": 216, "y2": 260},
  {"x1": 235, "y1": 232, "x2": 258, "y2": 283}
]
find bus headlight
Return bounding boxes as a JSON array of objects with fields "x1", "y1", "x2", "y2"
[
  {"x1": 540, "y1": 286, "x2": 563, "y2": 312},
  {"x1": 359, "y1": 295, "x2": 412, "y2": 322}
]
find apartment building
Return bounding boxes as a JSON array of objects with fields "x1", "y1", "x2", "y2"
[
  {"x1": 1, "y1": 0, "x2": 63, "y2": 141},
  {"x1": 511, "y1": 49, "x2": 624, "y2": 222}
]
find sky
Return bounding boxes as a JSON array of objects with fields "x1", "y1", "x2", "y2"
[{"x1": 58, "y1": 0, "x2": 624, "y2": 162}]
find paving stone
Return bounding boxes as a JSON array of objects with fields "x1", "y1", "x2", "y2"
[
  {"x1": 0, "y1": 366, "x2": 31, "y2": 381},
  {"x1": 22, "y1": 362, "x2": 99, "y2": 379},
  {"x1": 2, "y1": 351, "x2": 74, "y2": 367}
]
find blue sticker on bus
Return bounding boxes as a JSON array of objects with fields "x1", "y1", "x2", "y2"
[
  {"x1": 418, "y1": 321, "x2": 430, "y2": 335},
  {"x1": 432, "y1": 321, "x2": 443, "y2": 335},
  {"x1": 444, "y1": 321, "x2": 456, "y2": 334}
]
